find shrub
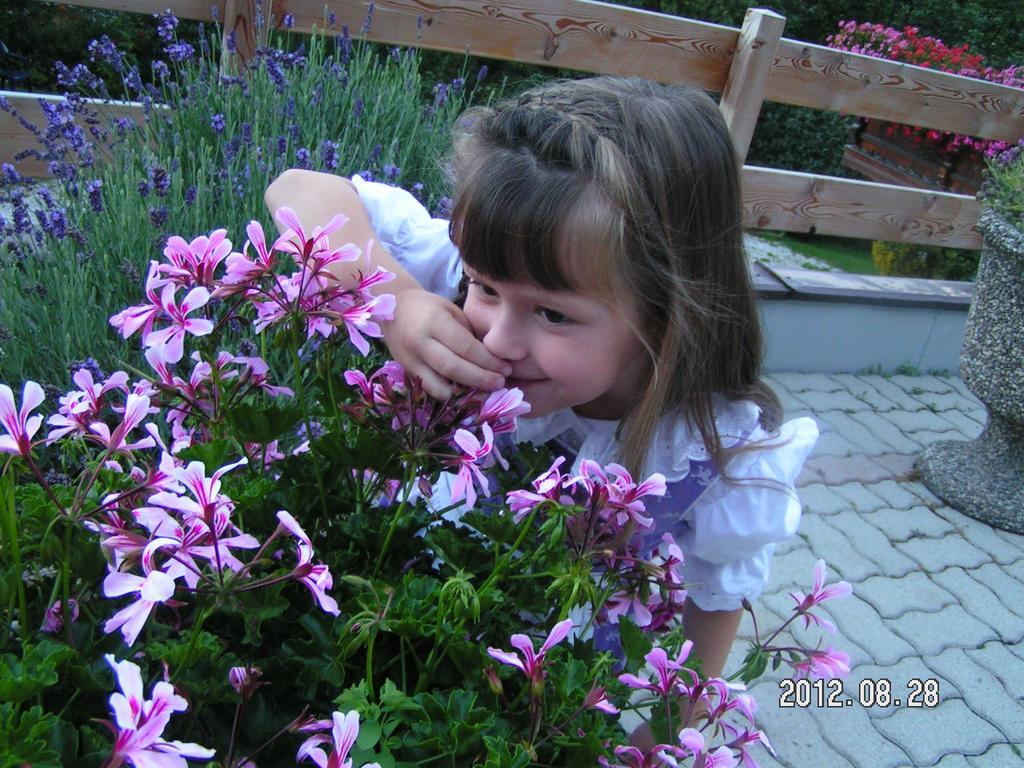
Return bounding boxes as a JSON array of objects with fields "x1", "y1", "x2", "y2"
[
  {"x1": 0, "y1": 14, "x2": 485, "y2": 388},
  {"x1": 871, "y1": 240, "x2": 980, "y2": 280}
]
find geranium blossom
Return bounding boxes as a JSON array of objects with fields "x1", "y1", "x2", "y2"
[
  {"x1": 103, "y1": 654, "x2": 215, "y2": 768},
  {"x1": 449, "y1": 423, "x2": 494, "y2": 509},
  {"x1": 297, "y1": 709, "x2": 382, "y2": 768},
  {"x1": 276, "y1": 510, "x2": 340, "y2": 615},
  {"x1": 789, "y1": 559, "x2": 852, "y2": 633},
  {"x1": 103, "y1": 568, "x2": 179, "y2": 646},
  {"x1": 159, "y1": 228, "x2": 232, "y2": 287},
  {"x1": 143, "y1": 284, "x2": 215, "y2": 363},
  {"x1": 789, "y1": 647, "x2": 851, "y2": 679},
  {"x1": 109, "y1": 261, "x2": 169, "y2": 342},
  {"x1": 487, "y1": 618, "x2": 574, "y2": 688},
  {"x1": 618, "y1": 642, "x2": 697, "y2": 698},
  {"x1": 0, "y1": 380, "x2": 44, "y2": 457}
]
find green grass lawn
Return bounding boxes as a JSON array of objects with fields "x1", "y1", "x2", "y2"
[{"x1": 757, "y1": 231, "x2": 880, "y2": 275}]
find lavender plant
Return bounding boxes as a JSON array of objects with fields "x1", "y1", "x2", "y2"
[
  {"x1": 0, "y1": 209, "x2": 852, "y2": 766},
  {"x1": 0, "y1": 10, "x2": 482, "y2": 387},
  {"x1": 980, "y1": 138, "x2": 1024, "y2": 235}
]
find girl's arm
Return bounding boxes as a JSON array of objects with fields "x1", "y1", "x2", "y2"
[{"x1": 264, "y1": 170, "x2": 511, "y2": 398}]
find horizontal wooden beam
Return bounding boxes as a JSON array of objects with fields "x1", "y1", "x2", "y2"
[
  {"x1": 742, "y1": 165, "x2": 982, "y2": 249},
  {"x1": 766, "y1": 39, "x2": 1024, "y2": 144}
]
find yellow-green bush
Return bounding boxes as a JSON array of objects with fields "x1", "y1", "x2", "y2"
[{"x1": 871, "y1": 241, "x2": 980, "y2": 281}]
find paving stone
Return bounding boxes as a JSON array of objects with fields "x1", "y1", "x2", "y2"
[
  {"x1": 902, "y1": 481, "x2": 944, "y2": 506},
  {"x1": 867, "y1": 480, "x2": 927, "y2": 510},
  {"x1": 844, "y1": 656, "x2": 949, "y2": 721},
  {"x1": 926, "y1": 506, "x2": 1024, "y2": 565},
  {"x1": 889, "y1": 374, "x2": 958, "y2": 395},
  {"x1": 888, "y1": 604, "x2": 999, "y2": 655},
  {"x1": 910, "y1": 390, "x2": 985, "y2": 414},
  {"x1": 930, "y1": 754, "x2": 979, "y2": 768},
  {"x1": 944, "y1": 376, "x2": 983, "y2": 403},
  {"x1": 894, "y1": 534, "x2": 990, "y2": 572},
  {"x1": 858, "y1": 375, "x2": 928, "y2": 411},
  {"x1": 831, "y1": 482, "x2": 887, "y2": 512},
  {"x1": 804, "y1": 455, "x2": 903, "y2": 485},
  {"x1": 773, "y1": 387, "x2": 814, "y2": 419},
  {"x1": 968, "y1": 743, "x2": 1024, "y2": 768},
  {"x1": 747, "y1": 680, "x2": 858, "y2": 768},
  {"x1": 774, "y1": 529, "x2": 810, "y2": 556},
  {"x1": 811, "y1": 429, "x2": 861, "y2": 458},
  {"x1": 854, "y1": 572, "x2": 956, "y2": 618},
  {"x1": 816, "y1": 411, "x2": 892, "y2": 455},
  {"x1": 765, "y1": 542, "x2": 826, "y2": 592},
  {"x1": 822, "y1": 510, "x2": 919, "y2": 575},
  {"x1": 798, "y1": 515, "x2": 883, "y2": 582},
  {"x1": 915, "y1": 428, "x2": 971, "y2": 448},
  {"x1": 873, "y1": 699, "x2": 1004, "y2": 766},
  {"x1": 798, "y1": 483, "x2": 851, "y2": 516},
  {"x1": 795, "y1": 464, "x2": 824, "y2": 487},
  {"x1": 768, "y1": 372, "x2": 845, "y2": 394},
  {"x1": 847, "y1": 411, "x2": 923, "y2": 453},
  {"x1": 925, "y1": 646, "x2": 1024, "y2": 741},
  {"x1": 794, "y1": 390, "x2": 870, "y2": 413},
  {"x1": 862, "y1": 505, "x2": 958, "y2": 542},
  {"x1": 931, "y1": 567, "x2": 1024, "y2": 643},
  {"x1": 930, "y1": 408, "x2": 985, "y2": 439},
  {"x1": 968, "y1": 564, "x2": 1024, "y2": 620},
  {"x1": 806, "y1": 699, "x2": 913, "y2": 768},
  {"x1": 992, "y1": 525, "x2": 1024, "y2": 555},
  {"x1": 966, "y1": 642, "x2": 1024, "y2": 704},
  {"x1": 883, "y1": 408, "x2": 962, "y2": 436},
  {"x1": 826, "y1": 594, "x2": 915, "y2": 666}
]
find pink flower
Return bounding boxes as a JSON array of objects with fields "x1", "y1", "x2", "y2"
[
  {"x1": 477, "y1": 387, "x2": 530, "y2": 434},
  {"x1": 0, "y1": 380, "x2": 44, "y2": 457},
  {"x1": 109, "y1": 261, "x2": 169, "y2": 341},
  {"x1": 159, "y1": 228, "x2": 232, "y2": 287},
  {"x1": 46, "y1": 369, "x2": 130, "y2": 443},
  {"x1": 340, "y1": 293, "x2": 396, "y2": 355},
  {"x1": 506, "y1": 456, "x2": 572, "y2": 522},
  {"x1": 235, "y1": 355, "x2": 294, "y2": 398},
  {"x1": 88, "y1": 393, "x2": 157, "y2": 456},
  {"x1": 790, "y1": 647, "x2": 851, "y2": 679},
  {"x1": 789, "y1": 559, "x2": 852, "y2": 634},
  {"x1": 276, "y1": 510, "x2": 340, "y2": 615},
  {"x1": 604, "y1": 590, "x2": 654, "y2": 628},
  {"x1": 103, "y1": 653, "x2": 215, "y2": 768},
  {"x1": 449, "y1": 423, "x2": 494, "y2": 510},
  {"x1": 143, "y1": 285, "x2": 215, "y2": 363},
  {"x1": 218, "y1": 220, "x2": 285, "y2": 292},
  {"x1": 274, "y1": 206, "x2": 348, "y2": 263},
  {"x1": 618, "y1": 642, "x2": 697, "y2": 698},
  {"x1": 297, "y1": 709, "x2": 381, "y2": 768},
  {"x1": 103, "y1": 568, "x2": 179, "y2": 646},
  {"x1": 146, "y1": 457, "x2": 247, "y2": 526},
  {"x1": 42, "y1": 599, "x2": 79, "y2": 633},
  {"x1": 486, "y1": 618, "x2": 574, "y2": 688},
  {"x1": 583, "y1": 684, "x2": 619, "y2": 714}
]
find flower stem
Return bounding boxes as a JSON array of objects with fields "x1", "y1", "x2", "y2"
[
  {"x1": 289, "y1": 333, "x2": 329, "y2": 518},
  {"x1": 0, "y1": 470, "x2": 29, "y2": 650},
  {"x1": 373, "y1": 463, "x2": 416, "y2": 578}
]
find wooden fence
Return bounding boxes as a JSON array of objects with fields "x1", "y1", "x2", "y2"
[{"x1": 5, "y1": 0, "x2": 1024, "y2": 249}]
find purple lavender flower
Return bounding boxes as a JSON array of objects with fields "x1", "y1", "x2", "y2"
[
  {"x1": 156, "y1": 10, "x2": 179, "y2": 42},
  {"x1": 114, "y1": 117, "x2": 134, "y2": 137},
  {"x1": 452, "y1": 77, "x2": 465, "y2": 91},
  {"x1": 476, "y1": 64, "x2": 488, "y2": 82},
  {"x1": 69, "y1": 357, "x2": 106, "y2": 380},
  {"x1": 389, "y1": 47, "x2": 401, "y2": 63},
  {"x1": 165, "y1": 42, "x2": 195, "y2": 63},
  {"x1": 226, "y1": 30, "x2": 237, "y2": 54},
  {"x1": 352, "y1": 97, "x2": 364, "y2": 119},
  {"x1": 151, "y1": 60, "x2": 170, "y2": 82},
  {"x1": 1, "y1": 164, "x2": 20, "y2": 184},
  {"x1": 434, "y1": 82, "x2": 448, "y2": 108},
  {"x1": 148, "y1": 206, "x2": 169, "y2": 229},
  {"x1": 241, "y1": 122, "x2": 252, "y2": 145},
  {"x1": 88, "y1": 35, "x2": 127, "y2": 73},
  {"x1": 435, "y1": 196, "x2": 453, "y2": 218},
  {"x1": 125, "y1": 67, "x2": 144, "y2": 96},
  {"x1": 148, "y1": 165, "x2": 170, "y2": 197},
  {"x1": 211, "y1": 113, "x2": 226, "y2": 134},
  {"x1": 383, "y1": 163, "x2": 399, "y2": 180},
  {"x1": 368, "y1": 143, "x2": 382, "y2": 164},
  {"x1": 310, "y1": 85, "x2": 323, "y2": 107},
  {"x1": 319, "y1": 140, "x2": 339, "y2": 171},
  {"x1": 277, "y1": 136, "x2": 288, "y2": 156},
  {"x1": 36, "y1": 208, "x2": 68, "y2": 239},
  {"x1": 137, "y1": 180, "x2": 151, "y2": 199},
  {"x1": 225, "y1": 137, "x2": 241, "y2": 162},
  {"x1": 282, "y1": 12, "x2": 295, "y2": 29},
  {"x1": 361, "y1": 2, "x2": 375, "y2": 34},
  {"x1": 265, "y1": 57, "x2": 287, "y2": 92},
  {"x1": 12, "y1": 205, "x2": 30, "y2": 234},
  {"x1": 211, "y1": 3, "x2": 220, "y2": 22},
  {"x1": 295, "y1": 148, "x2": 311, "y2": 170},
  {"x1": 87, "y1": 179, "x2": 103, "y2": 212},
  {"x1": 184, "y1": 185, "x2": 197, "y2": 206},
  {"x1": 328, "y1": 10, "x2": 337, "y2": 28},
  {"x1": 338, "y1": 26, "x2": 352, "y2": 63},
  {"x1": 411, "y1": 182, "x2": 424, "y2": 199}
]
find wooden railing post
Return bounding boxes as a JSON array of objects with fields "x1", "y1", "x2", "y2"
[
  {"x1": 719, "y1": 8, "x2": 785, "y2": 163},
  {"x1": 220, "y1": 0, "x2": 258, "y2": 75}
]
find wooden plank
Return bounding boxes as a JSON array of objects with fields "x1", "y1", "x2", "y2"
[
  {"x1": 221, "y1": 0, "x2": 258, "y2": 73},
  {"x1": 767, "y1": 39, "x2": 1024, "y2": 144},
  {"x1": 719, "y1": 8, "x2": 785, "y2": 162},
  {"x1": 0, "y1": 90, "x2": 148, "y2": 177},
  {"x1": 233, "y1": 0, "x2": 738, "y2": 92},
  {"x1": 741, "y1": 165, "x2": 982, "y2": 249},
  {"x1": 41, "y1": 0, "x2": 218, "y2": 21}
]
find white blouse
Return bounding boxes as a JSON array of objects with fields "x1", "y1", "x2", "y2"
[{"x1": 352, "y1": 175, "x2": 820, "y2": 612}]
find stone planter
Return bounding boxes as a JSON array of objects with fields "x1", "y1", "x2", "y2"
[{"x1": 918, "y1": 209, "x2": 1024, "y2": 531}]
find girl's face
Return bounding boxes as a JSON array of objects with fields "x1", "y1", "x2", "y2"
[{"x1": 462, "y1": 265, "x2": 649, "y2": 420}]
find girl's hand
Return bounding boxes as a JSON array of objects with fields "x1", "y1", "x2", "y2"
[{"x1": 384, "y1": 287, "x2": 512, "y2": 400}]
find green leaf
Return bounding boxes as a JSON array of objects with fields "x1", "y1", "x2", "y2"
[
  {"x1": 616, "y1": 617, "x2": 652, "y2": 667},
  {"x1": 227, "y1": 401, "x2": 304, "y2": 445},
  {"x1": 0, "y1": 640, "x2": 76, "y2": 703},
  {"x1": 482, "y1": 736, "x2": 533, "y2": 768},
  {"x1": 0, "y1": 704, "x2": 62, "y2": 768},
  {"x1": 175, "y1": 439, "x2": 237, "y2": 471}
]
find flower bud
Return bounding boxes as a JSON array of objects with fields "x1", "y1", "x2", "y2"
[
  {"x1": 484, "y1": 667, "x2": 504, "y2": 696},
  {"x1": 229, "y1": 665, "x2": 263, "y2": 700}
]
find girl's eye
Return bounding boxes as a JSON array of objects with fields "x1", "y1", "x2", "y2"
[
  {"x1": 538, "y1": 307, "x2": 570, "y2": 325},
  {"x1": 469, "y1": 279, "x2": 498, "y2": 298}
]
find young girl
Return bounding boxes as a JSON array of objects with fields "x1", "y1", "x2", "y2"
[{"x1": 265, "y1": 76, "x2": 818, "y2": 685}]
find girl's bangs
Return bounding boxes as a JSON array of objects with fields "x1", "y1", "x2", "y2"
[{"x1": 452, "y1": 151, "x2": 619, "y2": 294}]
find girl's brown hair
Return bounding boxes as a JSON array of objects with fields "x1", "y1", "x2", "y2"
[{"x1": 449, "y1": 76, "x2": 780, "y2": 476}]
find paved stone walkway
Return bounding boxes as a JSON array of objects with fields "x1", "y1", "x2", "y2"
[{"x1": 724, "y1": 372, "x2": 1024, "y2": 768}]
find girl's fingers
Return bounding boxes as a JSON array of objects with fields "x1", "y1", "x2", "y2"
[
  {"x1": 432, "y1": 317, "x2": 512, "y2": 377},
  {"x1": 420, "y1": 338, "x2": 506, "y2": 392},
  {"x1": 412, "y1": 364, "x2": 455, "y2": 402}
]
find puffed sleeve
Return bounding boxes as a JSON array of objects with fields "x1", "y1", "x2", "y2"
[
  {"x1": 350, "y1": 175, "x2": 463, "y2": 299},
  {"x1": 678, "y1": 417, "x2": 819, "y2": 611}
]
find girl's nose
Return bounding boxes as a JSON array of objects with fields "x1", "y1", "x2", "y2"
[{"x1": 480, "y1": 309, "x2": 527, "y2": 362}]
